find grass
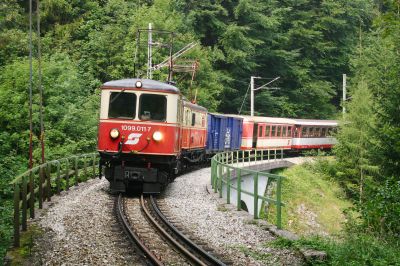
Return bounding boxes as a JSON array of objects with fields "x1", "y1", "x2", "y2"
[
  {"x1": 232, "y1": 244, "x2": 277, "y2": 264},
  {"x1": 262, "y1": 158, "x2": 353, "y2": 236},
  {"x1": 267, "y1": 233, "x2": 400, "y2": 265}
]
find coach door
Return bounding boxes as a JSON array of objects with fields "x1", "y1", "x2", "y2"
[{"x1": 252, "y1": 123, "x2": 259, "y2": 148}]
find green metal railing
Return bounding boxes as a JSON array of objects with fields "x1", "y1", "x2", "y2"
[
  {"x1": 10, "y1": 153, "x2": 99, "y2": 247},
  {"x1": 211, "y1": 149, "x2": 285, "y2": 229}
]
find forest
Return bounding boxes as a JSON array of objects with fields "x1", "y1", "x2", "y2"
[{"x1": 0, "y1": 0, "x2": 399, "y2": 263}]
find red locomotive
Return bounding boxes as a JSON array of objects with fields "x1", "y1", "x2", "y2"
[{"x1": 97, "y1": 78, "x2": 207, "y2": 193}]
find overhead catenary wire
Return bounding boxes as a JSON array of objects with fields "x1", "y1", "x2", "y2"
[{"x1": 238, "y1": 83, "x2": 250, "y2": 114}]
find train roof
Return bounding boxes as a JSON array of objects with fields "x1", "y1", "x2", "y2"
[
  {"x1": 291, "y1": 119, "x2": 338, "y2": 126},
  {"x1": 102, "y1": 78, "x2": 180, "y2": 93},
  {"x1": 229, "y1": 115, "x2": 295, "y2": 124},
  {"x1": 208, "y1": 113, "x2": 243, "y2": 120},
  {"x1": 225, "y1": 114, "x2": 337, "y2": 126},
  {"x1": 183, "y1": 100, "x2": 208, "y2": 112}
]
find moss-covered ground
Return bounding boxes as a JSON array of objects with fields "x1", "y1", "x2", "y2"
[{"x1": 261, "y1": 158, "x2": 353, "y2": 236}]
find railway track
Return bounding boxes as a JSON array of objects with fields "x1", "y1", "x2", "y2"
[{"x1": 115, "y1": 194, "x2": 226, "y2": 266}]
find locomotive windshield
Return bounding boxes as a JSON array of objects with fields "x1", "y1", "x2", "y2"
[
  {"x1": 139, "y1": 94, "x2": 167, "y2": 121},
  {"x1": 108, "y1": 91, "x2": 136, "y2": 119}
]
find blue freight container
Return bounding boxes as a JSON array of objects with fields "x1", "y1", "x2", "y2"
[
  {"x1": 206, "y1": 113, "x2": 243, "y2": 153},
  {"x1": 226, "y1": 116, "x2": 243, "y2": 150}
]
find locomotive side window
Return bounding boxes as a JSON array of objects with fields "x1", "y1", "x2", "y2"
[
  {"x1": 108, "y1": 92, "x2": 136, "y2": 119},
  {"x1": 139, "y1": 94, "x2": 167, "y2": 121},
  {"x1": 192, "y1": 113, "x2": 196, "y2": 126}
]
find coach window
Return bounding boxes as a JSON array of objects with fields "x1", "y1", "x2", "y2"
[
  {"x1": 282, "y1": 126, "x2": 287, "y2": 137},
  {"x1": 309, "y1": 127, "x2": 314, "y2": 138},
  {"x1": 276, "y1": 126, "x2": 281, "y2": 137},
  {"x1": 315, "y1": 127, "x2": 321, "y2": 137},
  {"x1": 288, "y1": 126, "x2": 292, "y2": 137},
  {"x1": 265, "y1": 126, "x2": 270, "y2": 137},
  {"x1": 321, "y1": 128, "x2": 326, "y2": 137},
  {"x1": 258, "y1": 126, "x2": 263, "y2": 137},
  {"x1": 302, "y1": 127, "x2": 307, "y2": 137},
  {"x1": 139, "y1": 94, "x2": 167, "y2": 121},
  {"x1": 108, "y1": 92, "x2": 136, "y2": 119},
  {"x1": 271, "y1": 126, "x2": 276, "y2": 137}
]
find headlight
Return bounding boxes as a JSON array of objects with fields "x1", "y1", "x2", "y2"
[
  {"x1": 152, "y1": 131, "x2": 163, "y2": 142},
  {"x1": 135, "y1": 80, "x2": 142, "y2": 88},
  {"x1": 110, "y1": 128, "x2": 120, "y2": 139}
]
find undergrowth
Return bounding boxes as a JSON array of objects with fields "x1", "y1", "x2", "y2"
[{"x1": 268, "y1": 232, "x2": 400, "y2": 265}]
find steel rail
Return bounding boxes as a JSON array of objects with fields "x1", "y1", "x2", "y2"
[
  {"x1": 149, "y1": 196, "x2": 226, "y2": 266},
  {"x1": 116, "y1": 194, "x2": 163, "y2": 266},
  {"x1": 140, "y1": 195, "x2": 207, "y2": 266}
]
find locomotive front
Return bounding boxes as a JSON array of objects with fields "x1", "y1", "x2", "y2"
[{"x1": 97, "y1": 79, "x2": 182, "y2": 193}]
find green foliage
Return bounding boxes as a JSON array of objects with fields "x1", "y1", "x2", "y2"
[
  {"x1": 334, "y1": 4, "x2": 400, "y2": 235},
  {"x1": 269, "y1": 233, "x2": 400, "y2": 266},
  {"x1": 266, "y1": 161, "x2": 352, "y2": 236}
]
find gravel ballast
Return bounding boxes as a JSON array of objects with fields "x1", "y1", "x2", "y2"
[
  {"x1": 163, "y1": 167, "x2": 303, "y2": 265},
  {"x1": 30, "y1": 178, "x2": 142, "y2": 265}
]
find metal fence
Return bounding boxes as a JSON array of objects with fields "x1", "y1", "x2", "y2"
[
  {"x1": 211, "y1": 149, "x2": 285, "y2": 229},
  {"x1": 10, "y1": 153, "x2": 99, "y2": 247}
]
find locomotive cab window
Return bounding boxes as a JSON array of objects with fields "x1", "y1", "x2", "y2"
[
  {"x1": 108, "y1": 91, "x2": 136, "y2": 119},
  {"x1": 139, "y1": 94, "x2": 167, "y2": 121}
]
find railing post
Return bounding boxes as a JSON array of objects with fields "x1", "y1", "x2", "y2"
[
  {"x1": 21, "y1": 175, "x2": 27, "y2": 231},
  {"x1": 281, "y1": 148, "x2": 284, "y2": 159},
  {"x1": 219, "y1": 165, "x2": 223, "y2": 198},
  {"x1": 38, "y1": 166, "x2": 44, "y2": 209},
  {"x1": 46, "y1": 163, "x2": 52, "y2": 201},
  {"x1": 83, "y1": 156, "x2": 88, "y2": 181},
  {"x1": 268, "y1": 149, "x2": 270, "y2": 162},
  {"x1": 277, "y1": 176, "x2": 282, "y2": 229},
  {"x1": 29, "y1": 171, "x2": 34, "y2": 219},
  {"x1": 274, "y1": 149, "x2": 277, "y2": 161},
  {"x1": 75, "y1": 156, "x2": 79, "y2": 186},
  {"x1": 254, "y1": 172, "x2": 259, "y2": 219},
  {"x1": 216, "y1": 162, "x2": 221, "y2": 193},
  {"x1": 242, "y1": 150, "x2": 245, "y2": 166},
  {"x1": 227, "y1": 167, "x2": 231, "y2": 204},
  {"x1": 237, "y1": 168, "x2": 241, "y2": 211},
  {"x1": 65, "y1": 159, "x2": 70, "y2": 190},
  {"x1": 211, "y1": 159, "x2": 215, "y2": 189},
  {"x1": 56, "y1": 162, "x2": 61, "y2": 195},
  {"x1": 13, "y1": 183, "x2": 20, "y2": 247}
]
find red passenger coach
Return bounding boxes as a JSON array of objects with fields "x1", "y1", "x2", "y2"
[
  {"x1": 291, "y1": 119, "x2": 337, "y2": 150},
  {"x1": 97, "y1": 79, "x2": 207, "y2": 193},
  {"x1": 237, "y1": 116, "x2": 294, "y2": 150}
]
